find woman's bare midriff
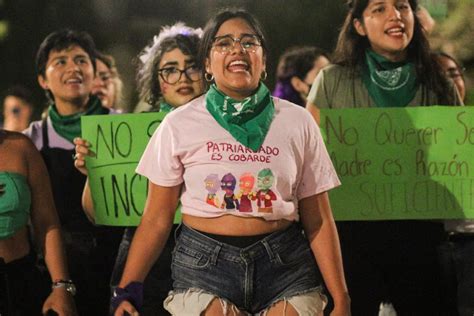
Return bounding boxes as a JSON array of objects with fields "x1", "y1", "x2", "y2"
[
  {"x1": 0, "y1": 227, "x2": 30, "y2": 263},
  {"x1": 183, "y1": 214, "x2": 292, "y2": 236}
]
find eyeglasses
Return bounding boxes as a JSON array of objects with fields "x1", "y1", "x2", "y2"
[
  {"x1": 158, "y1": 65, "x2": 201, "y2": 84},
  {"x1": 212, "y1": 35, "x2": 261, "y2": 54},
  {"x1": 445, "y1": 67, "x2": 465, "y2": 80}
]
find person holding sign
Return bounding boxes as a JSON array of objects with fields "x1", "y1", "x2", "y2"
[
  {"x1": 74, "y1": 23, "x2": 205, "y2": 315},
  {"x1": 0, "y1": 129, "x2": 76, "y2": 315},
  {"x1": 112, "y1": 8, "x2": 350, "y2": 316},
  {"x1": 306, "y1": 1, "x2": 462, "y2": 315},
  {"x1": 24, "y1": 29, "x2": 122, "y2": 316}
]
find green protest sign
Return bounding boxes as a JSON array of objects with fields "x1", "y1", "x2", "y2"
[
  {"x1": 320, "y1": 106, "x2": 474, "y2": 221},
  {"x1": 81, "y1": 112, "x2": 182, "y2": 226}
]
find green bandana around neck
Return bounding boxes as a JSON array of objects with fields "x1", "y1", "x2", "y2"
[
  {"x1": 361, "y1": 49, "x2": 418, "y2": 107},
  {"x1": 48, "y1": 95, "x2": 108, "y2": 143},
  {"x1": 206, "y1": 83, "x2": 275, "y2": 152},
  {"x1": 159, "y1": 102, "x2": 174, "y2": 113}
]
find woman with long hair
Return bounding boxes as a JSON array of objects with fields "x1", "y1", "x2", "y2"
[
  {"x1": 306, "y1": 1, "x2": 461, "y2": 314},
  {"x1": 112, "y1": 8, "x2": 349, "y2": 316}
]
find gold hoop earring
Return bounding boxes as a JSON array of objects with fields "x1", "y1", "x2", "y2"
[
  {"x1": 205, "y1": 73, "x2": 214, "y2": 82},
  {"x1": 260, "y1": 70, "x2": 268, "y2": 81}
]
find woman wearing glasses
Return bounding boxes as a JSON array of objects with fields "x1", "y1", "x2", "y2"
[
  {"x1": 74, "y1": 23, "x2": 204, "y2": 315},
  {"x1": 113, "y1": 9, "x2": 350, "y2": 316}
]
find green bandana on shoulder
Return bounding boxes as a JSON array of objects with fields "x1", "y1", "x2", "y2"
[
  {"x1": 48, "y1": 95, "x2": 109, "y2": 143},
  {"x1": 361, "y1": 49, "x2": 418, "y2": 107},
  {"x1": 206, "y1": 83, "x2": 275, "y2": 152}
]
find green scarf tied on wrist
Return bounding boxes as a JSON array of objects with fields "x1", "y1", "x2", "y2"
[
  {"x1": 361, "y1": 49, "x2": 418, "y2": 107},
  {"x1": 48, "y1": 95, "x2": 108, "y2": 143},
  {"x1": 206, "y1": 83, "x2": 275, "y2": 152}
]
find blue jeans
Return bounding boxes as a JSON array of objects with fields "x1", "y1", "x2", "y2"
[{"x1": 170, "y1": 223, "x2": 323, "y2": 314}]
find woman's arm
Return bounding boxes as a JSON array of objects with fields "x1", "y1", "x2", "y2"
[
  {"x1": 73, "y1": 137, "x2": 95, "y2": 223},
  {"x1": 25, "y1": 137, "x2": 77, "y2": 315},
  {"x1": 299, "y1": 192, "x2": 350, "y2": 316},
  {"x1": 81, "y1": 178, "x2": 95, "y2": 223},
  {"x1": 114, "y1": 181, "x2": 181, "y2": 316}
]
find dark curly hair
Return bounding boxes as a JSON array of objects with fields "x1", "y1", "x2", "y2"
[{"x1": 136, "y1": 23, "x2": 202, "y2": 108}]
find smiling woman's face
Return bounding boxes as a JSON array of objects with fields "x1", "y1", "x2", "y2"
[
  {"x1": 205, "y1": 18, "x2": 265, "y2": 100},
  {"x1": 38, "y1": 45, "x2": 94, "y2": 106},
  {"x1": 353, "y1": 0, "x2": 414, "y2": 61}
]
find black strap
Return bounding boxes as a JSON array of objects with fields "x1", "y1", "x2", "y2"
[{"x1": 41, "y1": 117, "x2": 50, "y2": 150}]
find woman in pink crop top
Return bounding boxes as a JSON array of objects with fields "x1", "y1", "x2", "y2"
[{"x1": 113, "y1": 9, "x2": 350, "y2": 316}]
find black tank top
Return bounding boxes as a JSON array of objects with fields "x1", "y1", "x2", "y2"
[{"x1": 39, "y1": 119, "x2": 95, "y2": 232}]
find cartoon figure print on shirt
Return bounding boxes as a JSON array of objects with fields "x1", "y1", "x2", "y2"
[
  {"x1": 204, "y1": 169, "x2": 277, "y2": 214},
  {"x1": 236, "y1": 173, "x2": 255, "y2": 213},
  {"x1": 220, "y1": 173, "x2": 239, "y2": 211},
  {"x1": 255, "y1": 168, "x2": 276, "y2": 213},
  {"x1": 204, "y1": 174, "x2": 220, "y2": 207}
]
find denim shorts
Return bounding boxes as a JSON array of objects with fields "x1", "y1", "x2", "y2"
[{"x1": 165, "y1": 223, "x2": 325, "y2": 315}]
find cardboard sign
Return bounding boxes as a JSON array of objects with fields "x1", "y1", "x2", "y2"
[
  {"x1": 320, "y1": 107, "x2": 474, "y2": 220},
  {"x1": 82, "y1": 107, "x2": 474, "y2": 224},
  {"x1": 81, "y1": 112, "x2": 182, "y2": 226}
]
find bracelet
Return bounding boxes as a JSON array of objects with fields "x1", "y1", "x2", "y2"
[
  {"x1": 110, "y1": 282, "x2": 143, "y2": 313},
  {"x1": 52, "y1": 279, "x2": 73, "y2": 286},
  {"x1": 52, "y1": 279, "x2": 76, "y2": 296}
]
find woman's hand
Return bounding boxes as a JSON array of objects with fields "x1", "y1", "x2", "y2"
[
  {"x1": 73, "y1": 137, "x2": 92, "y2": 175},
  {"x1": 42, "y1": 288, "x2": 77, "y2": 316},
  {"x1": 114, "y1": 301, "x2": 139, "y2": 316}
]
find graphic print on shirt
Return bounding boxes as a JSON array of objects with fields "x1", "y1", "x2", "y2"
[
  {"x1": 255, "y1": 168, "x2": 276, "y2": 213},
  {"x1": 204, "y1": 173, "x2": 220, "y2": 207},
  {"x1": 236, "y1": 173, "x2": 255, "y2": 213},
  {"x1": 220, "y1": 173, "x2": 239, "y2": 211}
]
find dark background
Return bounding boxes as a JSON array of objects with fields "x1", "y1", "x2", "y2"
[
  {"x1": 0, "y1": 0, "x2": 345, "y2": 115},
  {"x1": 0, "y1": 0, "x2": 471, "y2": 116}
]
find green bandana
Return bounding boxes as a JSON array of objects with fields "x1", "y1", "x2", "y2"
[
  {"x1": 48, "y1": 95, "x2": 108, "y2": 143},
  {"x1": 206, "y1": 83, "x2": 275, "y2": 152},
  {"x1": 361, "y1": 49, "x2": 418, "y2": 107},
  {"x1": 159, "y1": 102, "x2": 174, "y2": 113}
]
